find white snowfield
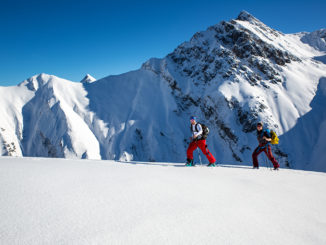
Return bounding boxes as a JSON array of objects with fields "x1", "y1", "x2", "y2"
[{"x1": 1, "y1": 157, "x2": 325, "y2": 245}]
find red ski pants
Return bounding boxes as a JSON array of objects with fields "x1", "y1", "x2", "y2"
[
  {"x1": 187, "y1": 139, "x2": 216, "y2": 163},
  {"x1": 252, "y1": 144, "x2": 279, "y2": 168}
]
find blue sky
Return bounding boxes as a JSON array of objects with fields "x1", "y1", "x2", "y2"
[{"x1": 0, "y1": 0, "x2": 325, "y2": 86}]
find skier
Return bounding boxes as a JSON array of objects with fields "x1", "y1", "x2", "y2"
[
  {"x1": 186, "y1": 116, "x2": 216, "y2": 166},
  {"x1": 252, "y1": 122, "x2": 280, "y2": 170}
]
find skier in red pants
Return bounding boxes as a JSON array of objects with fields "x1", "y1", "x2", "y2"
[
  {"x1": 252, "y1": 122, "x2": 280, "y2": 170},
  {"x1": 186, "y1": 116, "x2": 216, "y2": 166}
]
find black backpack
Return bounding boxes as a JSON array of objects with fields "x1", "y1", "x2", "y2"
[{"x1": 191, "y1": 123, "x2": 210, "y2": 139}]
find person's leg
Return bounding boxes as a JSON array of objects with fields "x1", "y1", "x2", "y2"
[
  {"x1": 186, "y1": 141, "x2": 197, "y2": 164},
  {"x1": 265, "y1": 145, "x2": 280, "y2": 169},
  {"x1": 252, "y1": 147, "x2": 264, "y2": 168},
  {"x1": 197, "y1": 140, "x2": 216, "y2": 163}
]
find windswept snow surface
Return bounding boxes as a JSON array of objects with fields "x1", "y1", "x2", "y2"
[{"x1": 0, "y1": 157, "x2": 326, "y2": 245}]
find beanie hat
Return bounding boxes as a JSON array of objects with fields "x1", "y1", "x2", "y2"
[{"x1": 190, "y1": 116, "x2": 197, "y2": 121}]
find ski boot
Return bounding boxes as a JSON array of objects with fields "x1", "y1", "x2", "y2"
[
  {"x1": 273, "y1": 164, "x2": 280, "y2": 170},
  {"x1": 186, "y1": 158, "x2": 195, "y2": 166},
  {"x1": 207, "y1": 162, "x2": 216, "y2": 167}
]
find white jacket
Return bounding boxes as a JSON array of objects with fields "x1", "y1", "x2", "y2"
[{"x1": 191, "y1": 123, "x2": 203, "y2": 138}]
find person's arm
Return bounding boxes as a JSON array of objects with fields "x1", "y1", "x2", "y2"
[{"x1": 263, "y1": 131, "x2": 272, "y2": 142}]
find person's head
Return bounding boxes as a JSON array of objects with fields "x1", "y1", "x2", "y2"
[
  {"x1": 257, "y1": 122, "x2": 263, "y2": 131},
  {"x1": 190, "y1": 116, "x2": 197, "y2": 125}
]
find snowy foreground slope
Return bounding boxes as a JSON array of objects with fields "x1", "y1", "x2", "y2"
[
  {"x1": 1, "y1": 157, "x2": 326, "y2": 245},
  {"x1": 0, "y1": 11, "x2": 326, "y2": 171}
]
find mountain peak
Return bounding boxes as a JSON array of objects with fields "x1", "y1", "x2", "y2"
[
  {"x1": 236, "y1": 10, "x2": 260, "y2": 23},
  {"x1": 18, "y1": 73, "x2": 53, "y2": 91},
  {"x1": 80, "y1": 74, "x2": 96, "y2": 83}
]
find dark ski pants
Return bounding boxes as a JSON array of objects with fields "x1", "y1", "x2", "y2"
[
  {"x1": 252, "y1": 144, "x2": 279, "y2": 168},
  {"x1": 187, "y1": 139, "x2": 216, "y2": 163}
]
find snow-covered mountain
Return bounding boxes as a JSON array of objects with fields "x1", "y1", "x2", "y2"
[{"x1": 0, "y1": 11, "x2": 325, "y2": 171}]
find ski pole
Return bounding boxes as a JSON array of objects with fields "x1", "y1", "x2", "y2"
[
  {"x1": 264, "y1": 154, "x2": 268, "y2": 169},
  {"x1": 197, "y1": 148, "x2": 202, "y2": 166},
  {"x1": 264, "y1": 154, "x2": 271, "y2": 170}
]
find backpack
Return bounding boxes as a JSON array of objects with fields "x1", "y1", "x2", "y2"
[
  {"x1": 258, "y1": 128, "x2": 279, "y2": 145},
  {"x1": 191, "y1": 123, "x2": 210, "y2": 139},
  {"x1": 270, "y1": 130, "x2": 279, "y2": 145}
]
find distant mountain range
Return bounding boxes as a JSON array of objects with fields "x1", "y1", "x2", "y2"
[{"x1": 1, "y1": 11, "x2": 325, "y2": 171}]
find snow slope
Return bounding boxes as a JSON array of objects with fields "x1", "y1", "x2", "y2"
[
  {"x1": 0, "y1": 74, "x2": 106, "y2": 159},
  {"x1": 0, "y1": 157, "x2": 325, "y2": 245},
  {"x1": 0, "y1": 11, "x2": 326, "y2": 171}
]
